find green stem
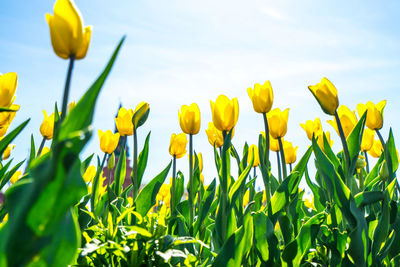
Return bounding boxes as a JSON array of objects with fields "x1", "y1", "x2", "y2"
[
  {"x1": 364, "y1": 151, "x2": 370, "y2": 173},
  {"x1": 376, "y1": 129, "x2": 385, "y2": 148},
  {"x1": 90, "y1": 153, "x2": 107, "y2": 213},
  {"x1": 276, "y1": 151, "x2": 282, "y2": 183},
  {"x1": 36, "y1": 137, "x2": 46, "y2": 157},
  {"x1": 171, "y1": 156, "x2": 176, "y2": 215},
  {"x1": 60, "y1": 55, "x2": 75, "y2": 122},
  {"x1": 278, "y1": 137, "x2": 287, "y2": 179},
  {"x1": 334, "y1": 111, "x2": 350, "y2": 172},
  {"x1": 221, "y1": 131, "x2": 228, "y2": 243},
  {"x1": 249, "y1": 167, "x2": 256, "y2": 202},
  {"x1": 132, "y1": 126, "x2": 138, "y2": 199},
  {"x1": 289, "y1": 163, "x2": 293, "y2": 173},
  {"x1": 188, "y1": 134, "x2": 194, "y2": 226},
  {"x1": 358, "y1": 170, "x2": 364, "y2": 191},
  {"x1": 262, "y1": 113, "x2": 271, "y2": 204}
]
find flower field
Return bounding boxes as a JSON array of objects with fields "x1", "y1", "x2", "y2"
[{"x1": 0, "y1": 0, "x2": 399, "y2": 266}]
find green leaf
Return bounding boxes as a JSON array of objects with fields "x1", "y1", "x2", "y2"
[
  {"x1": 137, "y1": 132, "x2": 150, "y2": 186},
  {"x1": 354, "y1": 191, "x2": 384, "y2": 208},
  {"x1": 113, "y1": 148, "x2": 126, "y2": 197},
  {"x1": 135, "y1": 161, "x2": 172, "y2": 216},
  {"x1": 0, "y1": 119, "x2": 30, "y2": 156},
  {"x1": 0, "y1": 160, "x2": 24, "y2": 191},
  {"x1": 193, "y1": 179, "x2": 216, "y2": 236},
  {"x1": 346, "y1": 111, "x2": 367, "y2": 175}
]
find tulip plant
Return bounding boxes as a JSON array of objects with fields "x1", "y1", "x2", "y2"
[{"x1": 0, "y1": 0, "x2": 399, "y2": 266}]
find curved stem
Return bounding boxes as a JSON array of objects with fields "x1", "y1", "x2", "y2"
[
  {"x1": 276, "y1": 151, "x2": 282, "y2": 183},
  {"x1": 334, "y1": 111, "x2": 350, "y2": 169},
  {"x1": 188, "y1": 134, "x2": 194, "y2": 226},
  {"x1": 37, "y1": 137, "x2": 46, "y2": 157},
  {"x1": 60, "y1": 55, "x2": 75, "y2": 122},
  {"x1": 132, "y1": 126, "x2": 138, "y2": 199},
  {"x1": 278, "y1": 137, "x2": 287, "y2": 179},
  {"x1": 364, "y1": 151, "x2": 370, "y2": 173},
  {"x1": 376, "y1": 129, "x2": 385, "y2": 148},
  {"x1": 171, "y1": 156, "x2": 176, "y2": 215}
]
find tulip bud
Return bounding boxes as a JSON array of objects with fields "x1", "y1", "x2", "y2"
[
  {"x1": 327, "y1": 105, "x2": 358, "y2": 138},
  {"x1": 107, "y1": 152, "x2": 115, "y2": 170},
  {"x1": 379, "y1": 160, "x2": 389, "y2": 180},
  {"x1": 98, "y1": 130, "x2": 120, "y2": 154},
  {"x1": 267, "y1": 108, "x2": 289, "y2": 139},
  {"x1": 0, "y1": 72, "x2": 17, "y2": 108},
  {"x1": 368, "y1": 139, "x2": 383, "y2": 158},
  {"x1": 10, "y1": 170, "x2": 23, "y2": 184},
  {"x1": 247, "y1": 144, "x2": 260, "y2": 167},
  {"x1": 357, "y1": 100, "x2": 386, "y2": 130},
  {"x1": 115, "y1": 107, "x2": 134, "y2": 136},
  {"x1": 355, "y1": 156, "x2": 366, "y2": 169},
  {"x1": 2, "y1": 143, "x2": 15, "y2": 160},
  {"x1": 83, "y1": 165, "x2": 96, "y2": 183},
  {"x1": 46, "y1": 0, "x2": 92, "y2": 60},
  {"x1": 283, "y1": 141, "x2": 298, "y2": 164},
  {"x1": 247, "y1": 81, "x2": 274, "y2": 114},
  {"x1": 308, "y1": 77, "x2": 339, "y2": 116},
  {"x1": 169, "y1": 133, "x2": 188, "y2": 159},
  {"x1": 210, "y1": 95, "x2": 239, "y2": 132},
  {"x1": 133, "y1": 102, "x2": 150, "y2": 129},
  {"x1": 300, "y1": 118, "x2": 322, "y2": 141},
  {"x1": 179, "y1": 103, "x2": 201, "y2": 135},
  {"x1": 40, "y1": 110, "x2": 56, "y2": 140}
]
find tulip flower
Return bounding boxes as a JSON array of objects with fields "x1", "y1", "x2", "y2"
[
  {"x1": 267, "y1": 108, "x2": 289, "y2": 139},
  {"x1": 247, "y1": 81, "x2": 273, "y2": 114},
  {"x1": 316, "y1": 131, "x2": 334, "y2": 153},
  {"x1": 98, "y1": 130, "x2": 120, "y2": 154},
  {"x1": 248, "y1": 144, "x2": 260, "y2": 167},
  {"x1": 179, "y1": 103, "x2": 201, "y2": 135},
  {"x1": 357, "y1": 100, "x2": 386, "y2": 130},
  {"x1": 300, "y1": 118, "x2": 322, "y2": 141},
  {"x1": 2, "y1": 143, "x2": 15, "y2": 160},
  {"x1": 115, "y1": 107, "x2": 134, "y2": 136},
  {"x1": 46, "y1": 0, "x2": 92, "y2": 60},
  {"x1": 308, "y1": 77, "x2": 339, "y2": 115},
  {"x1": 327, "y1": 105, "x2": 358, "y2": 138},
  {"x1": 40, "y1": 110, "x2": 56, "y2": 140},
  {"x1": 368, "y1": 139, "x2": 383, "y2": 158},
  {"x1": 262, "y1": 132, "x2": 280, "y2": 152},
  {"x1": 0, "y1": 72, "x2": 17, "y2": 108},
  {"x1": 283, "y1": 141, "x2": 298, "y2": 165},
  {"x1": 169, "y1": 133, "x2": 188, "y2": 159},
  {"x1": 133, "y1": 102, "x2": 150, "y2": 129},
  {"x1": 83, "y1": 165, "x2": 96, "y2": 183},
  {"x1": 38, "y1": 147, "x2": 51, "y2": 157},
  {"x1": 361, "y1": 128, "x2": 375, "y2": 152},
  {"x1": 0, "y1": 105, "x2": 19, "y2": 126},
  {"x1": 157, "y1": 183, "x2": 171, "y2": 206},
  {"x1": 205, "y1": 122, "x2": 226, "y2": 148},
  {"x1": 10, "y1": 170, "x2": 23, "y2": 184},
  {"x1": 210, "y1": 95, "x2": 239, "y2": 132}
]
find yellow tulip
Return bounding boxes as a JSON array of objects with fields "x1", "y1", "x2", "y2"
[
  {"x1": 205, "y1": 122, "x2": 232, "y2": 148},
  {"x1": 303, "y1": 193, "x2": 315, "y2": 210},
  {"x1": 169, "y1": 133, "x2": 188, "y2": 159},
  {"x1": 83, "y1": 165, "x2": 96, "y2": 183},
  {"x1": 308, "y1": 77, "x2": 339, "y2": 115},
  {"x1": 115, "y1": 107, "x2": 134, "y2": 136},
  {"x1": 316, "y1": 131, "x2": 334, "y2": 153},
  {"x1": 38, "y1": 147, "x2": 51, "y2": 157},
  {"x1": 46, "y1": 0, "x2": 92, "y2": 59},
  {"x1": 327, "y1": 105, "x2": 358, "y2": 138},
  {"x1": 357, "y1": 100, "x2": 386, "y2": 130},
  {"x1": 179, "y1": 103, "x2": 201, "y2": 135},
  {"x1": 283, "y1": 141, "x2": 298, "y2": 164},
  {"x1": 133, "y1": 102, "x2": 150, "y2": 128},
  {"x1": 68, "y1": 101, "x2": 76, "y2": 112},
  {"x1": 0, "y1": 124, "x2": 10, "y2": 137},
  {"x1": 0, "y1": 72, "x2": 17, "y2": 108},
  {"x1": 0, "y1": 104, "x2": 19, "y2": 126},
  {"x1": 156, "y1": 183, "x2": 171, "y2": 206},
  {"x1": 40, "y1": 110, "x2": 56, "y2": 140},
  {"x1": 247, "y1": 144, "x2": 260, "y2": 167},
  {"x1": 261, "y1": 131, "x2": 280, "y2": 151},
  {"x1": 243, "y1": 190, "x2": 250, "y2": 207},
  {"x1": 247, "y1": 81, "x2": 273, "y2": 113},
  {"x1": 98, "y1": 130, "x2": 120, "y2": 154},
  {"x1": 368, "y1": 139, "x2": 383, "y2": 158},
  {"x1": 361, "y1": 128, "x2": 375, "y2": 152},
  {"x1": 210, "y1": 95, "x2": 239, "y2": 132},
  {"x1": 3, "y1": 143, "x2": 15, "y2": 160},
  {"x1": 267, "y1": 108, "x2": 289, "y2": 139},
  {"x1": 10, "y1": 170, "x2": 23, "y2": 184},
  {"x1": 300, "y1": 118, "x2": 322, "y2": 141}
]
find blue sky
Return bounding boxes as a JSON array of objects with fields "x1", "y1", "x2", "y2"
[{"x1": 1, "y1": 0, "x2": 399, "y2": 188}]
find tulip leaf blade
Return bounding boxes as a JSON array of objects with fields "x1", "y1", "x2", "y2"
[{"x1": 137, "y1": 131, "x2": 151, "y2": 187}]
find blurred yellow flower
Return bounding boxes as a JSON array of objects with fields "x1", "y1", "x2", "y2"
[
  {"x1": 316, "y1": 131, "x2": 334, "y2": 153},
  {"x1": 368, "y1": 139, "x2": 383, "y2": 158},
  {"x1": 243, "y1": 190, "x2": 250, "y2": 207},
  {"x1": 115, "y1": 107, "x2": 134, "y2": 136},
  {"x1": 156, "y1": 183, "x2": 171, "y2": 206},
  {"x1": 0, "y1": 105, "x2": 19, "y2": 126},
  {"x1": 303, "y1": 193, "x2": 315, "y2": 210},
  {"x1": 46, "y1": 0, "x2": 92, "y2": 59},
  {"x1": 133, "y1": 102, "x2": 149, "y2": 128},
  {"x1": 210, "y1": 95, "x2": 239, "y2": 132},
  {"x1": 83, "y1": 165, "x2": 96, "y2": 183},
  {"x1": 267, "y1": 108, "x2": 289, "y2": 139},
  {"x1": 68, "y1": 101, "x2": 76, "y2": 112},
  {"x1": 308, "y1": 77, "x2": 339, "y2": 115},
  {"x1": 283, "y1": 141, "x2": 298, "y2": 164},
  {"x1": 0, "y1": 72, "x2": 17, "y2": 108},
  {"x1": 327, "y1": 105, "x2": 358, "y2": 138},
  {"x1": 98, "y1": 130, "x2": 120, "y2": 154},
  {"x1": 361, "y1": 128, "x2": 375, "y2": 152},
  {"x1": 261, "y1": 131, "x2": 280, "y2": 151},
  {"x1": 247, "y1": 144, "x2": 260, "y2": 167},
  {"x1": 40, "y1": 110, "x2": 56, "y2": 140},
  {"x1": 10, "y1": 170, "x2": 23, "y2": 184},
  {"x1": 357, "y1": 100, "x2": 386, "y2": 130},
  {"x1": 300, "y1": 118, "x2": 322, "y2": 141},
  {"x1": 169, "y1": 133, "x2": 188, "y2": 159},
  {"x1": 205, "y1": 122, "x2": 233, "y2": 148},
  {"x1": 179, "y1": 103, "x2": 201, "y2": 135},
  {"x1": 38, "y1": 146, "x2": 51, "y2": 157},
  {"x1": 247, "y1": 81, "x2": 273, "y2": 114},
  {"x1": 3, "y1": 143, "x2": 15, "y2": 160}
]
